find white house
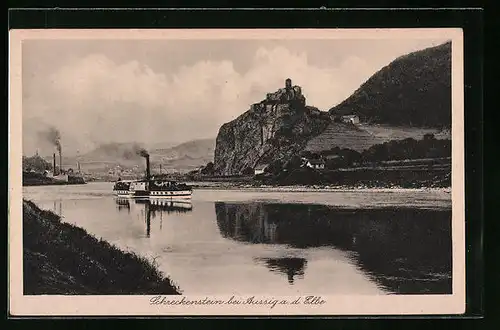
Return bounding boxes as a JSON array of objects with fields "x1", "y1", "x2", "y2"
[
  {"x1": 254, "y1": 164, "x2": 268, "y2": 175},
  {"x1": 341, "y1": 115, "x2": 360, "y2": 124},
  {"x1": 305, "y1": 159, "x2": 326, "y2": 170}
]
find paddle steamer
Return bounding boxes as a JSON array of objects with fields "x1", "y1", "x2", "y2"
[{"x1": 112, "y1": 153, "x2": 192, "y2": 199}]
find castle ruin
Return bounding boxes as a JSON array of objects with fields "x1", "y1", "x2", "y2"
[{"x1": 264, "y1": 78, "x2": 305, "y2": 105}]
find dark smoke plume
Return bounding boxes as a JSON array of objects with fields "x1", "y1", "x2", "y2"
[
  {"x1": 122, "y1": 149, "x2": 135, "y2": 160},
  {"x1": 120, "y1": 143, "x2": 149, "y2": 159},
  {"x1": 38, "y1": 126, "x2": 61, "y2": 153},
  {"x1": 136, "y1": 148, "x2": 149, "y2": 157}
]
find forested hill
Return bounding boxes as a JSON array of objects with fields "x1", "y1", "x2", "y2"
[{"x1": 329, "y1": 41, "x2": 451, "y2": 128}]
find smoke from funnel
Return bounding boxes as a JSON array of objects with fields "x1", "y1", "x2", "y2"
[
  {"x1": 136, "y1": 148, "x2": 149, "y2": 158},
  {"x1": 39, "y1": 126, "x2": 62, "y2": 154},
  {"x1": 134, "y1": 147, "x2": 150, "y2": 179}
]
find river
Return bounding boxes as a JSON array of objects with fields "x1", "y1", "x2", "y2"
[{"x1": 23, "y1": 182, "x2": 452, "y2": 295}]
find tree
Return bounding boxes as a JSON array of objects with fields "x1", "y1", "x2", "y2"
[
  {"x1": 266, "y1": 159, "x2": 283, "y2": 175},
  {"x1": 285, "y1": 155, "x2": 303, "y2": 171},
  {"x1": 242, "y1": 167, "x2": 254, "y2": 175},
  {"x1": 360, "y1": 136, "x2": 450, "y2": 162},
  {"x1": 326, "y1": 156, "x2": 344, "y2": 169},
  {"x1": 22, "y1": 155, "x2": 52, "y2": 172},
  {"x1": 299, "y1": 150, "x2": 312, "y2": 159},
  {"x1": 338, "y1": 148, "x2": 362, "y2": 165},
  {"x1": 201, "y1": 162, "x2": 215, "y2": 175},
  {"x1": 309, "y1": 153, "x2": 320, "y2": 160}
]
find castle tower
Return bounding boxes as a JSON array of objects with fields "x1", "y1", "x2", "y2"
[{"x1": 285, "y1": 78, "x2": 294, "y2": 100}]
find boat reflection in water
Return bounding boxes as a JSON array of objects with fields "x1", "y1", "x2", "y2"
[
  {"x1": 115, "y1": 197, "x2": 131, "y2": 213},
  {"x1": 215, "y1": 202, "x2": 452, "y2": 294},
  {"x1": 114, "y1": 197, "x2": 193, "y2": 237},
  {"x1": 52, "y1": 199, "x2": 62, "y2": 217}
]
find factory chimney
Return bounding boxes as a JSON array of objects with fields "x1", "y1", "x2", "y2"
[
  {"x1": 59, "y1": 148, "x2": 63, "y2": 174},
  {"x1": 136, "y1": 148, "x2": 150, "y2": 180},
  {"x1": 53, "y1": 153, "x2": 57, "y2": 175},
  {"x1": 145, "y1": 155, "x2": 151, "y2": 180}
]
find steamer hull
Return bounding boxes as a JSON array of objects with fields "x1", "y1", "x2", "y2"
[
  {"x1": 113, "y1": 190, "x2": 133, "y2": 197},
  {"x1": 149, "y1": 190, "x2": 192, "y2": 198}
]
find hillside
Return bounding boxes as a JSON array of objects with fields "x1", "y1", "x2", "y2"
[
  {"x1": 70, "y1": 139, "x2": 215, "y2": 173},
  {"x1": 305, "y1": 122, "x2": 450, "y2": 153},
  {"x1": 79, "y1": 142, "x2": 147, "y2": 162},
  {"x1": 305, "y1": 123, "x2": 382, "y2": 153},
  {"x1": 213, "y1": 44, "x2": 452, "y2": 174},
  {"x1": 150, "y1": 138, "x2": 215, "y2": 169},
  {"x1": 329, "y1": 41, "x2": 451, "y2": 128}
]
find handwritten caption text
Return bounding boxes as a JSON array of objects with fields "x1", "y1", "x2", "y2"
[{"x1": 150, "y1": 295, "x2": 326, "y2": 309}]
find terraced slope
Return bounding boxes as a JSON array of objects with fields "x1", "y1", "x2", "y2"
[{"x1": 305, "y1": 122, "x2": 450, "y2": 153}]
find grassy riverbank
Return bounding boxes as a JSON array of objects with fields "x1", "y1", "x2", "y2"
[
  {"x1": 23, "y1": 200, "x2": 181, "y2": 295},
  {"x1": 23, "y1": 181, "x2": 84, "y2": 187},
  {"x1": 187, "y1": 169, "x2": 451, "y2": 191},
  {"x1": 190, "y1": 184, "x2": 452, "y2": 194},
  {"x1": 187, "y1": 158, "x2": 451, "y2": 190},
  {"x1": 261, "y1": 167, "x2": 451, "y2": 188}
]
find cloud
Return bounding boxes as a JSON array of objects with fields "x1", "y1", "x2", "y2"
[{"x1": 22, "y1": 45, "x2": 389, "y2": 155}]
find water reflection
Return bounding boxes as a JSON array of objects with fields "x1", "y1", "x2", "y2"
[
  {"x1": 52, "y1": 199, "x2": 62, "y2": 217},
  {"x1": 215, "y1": 202, "x2": 452, "y2": 294},
  {"x1": 254, "y1": 257, "x2": 307, "y2": 284},
  {"x1": 114, "y1": 198, "x2": 193, "y2": 237},
  {"x1": 135, "y1": 198, "x2": 193, "y2": 214},
  {"x1": 115, "y1": 198, "x2": 131, "y2": 213}
]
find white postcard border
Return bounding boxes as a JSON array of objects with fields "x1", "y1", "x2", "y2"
[{"x1": 8, "y1": 28, "x2": 465, "y2": 316}]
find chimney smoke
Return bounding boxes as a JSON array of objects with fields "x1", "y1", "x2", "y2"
[
  {"x1": 39, "y1": 126, "x2": 61, "y2": 154},
  {"x1": 134, "y1": 147, "x2": 150, "y2": 180}
]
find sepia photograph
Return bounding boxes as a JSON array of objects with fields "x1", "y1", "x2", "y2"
[{"x1": 9, "y1": 28, "x2": 465, "y2": 316}]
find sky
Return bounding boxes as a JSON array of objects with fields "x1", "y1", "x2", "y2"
[{"x1": 22, "y1": 37, "x2": 449, "y2": 156}]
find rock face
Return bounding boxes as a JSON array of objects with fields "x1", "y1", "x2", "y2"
[{"x1": 214, "y1": 80, "x2": 330, "y2": 176}]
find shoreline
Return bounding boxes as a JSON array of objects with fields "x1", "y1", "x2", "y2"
[
  {"x1": 23, "y1": 171, "x2": 87, "y2": 186},
  {"x1": 23, "y1": 199, "x2": 181, "y2": 295},
  {"x1": 188, "y1": 183, "x2": 452, "y2": 194},
  {"x1": 23, "y1": 180, "x2": 452, "y2": 194},
  {"x1": 23, "y1": 181, "x2": 87, "y2": 187}
]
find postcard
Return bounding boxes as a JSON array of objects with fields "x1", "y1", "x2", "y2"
[{"x1": 9, "y1": 28, "x2": 465, "y2": 316}]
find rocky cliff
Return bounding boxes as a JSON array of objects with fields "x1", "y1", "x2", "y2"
[{"x1": 214, "y1": 82, "x2": 330, "y2": 175}]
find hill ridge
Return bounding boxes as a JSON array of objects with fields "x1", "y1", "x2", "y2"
[{"x1": 329, "y1": 41, "x2": 451, "y2": 128}]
